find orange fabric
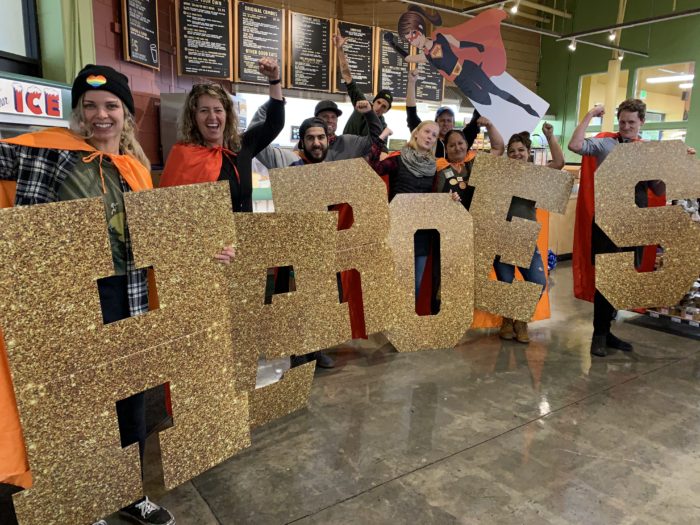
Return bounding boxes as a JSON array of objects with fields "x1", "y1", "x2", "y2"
[
  {"x1": 434, "y1": 9, "x2": 508, "y2": 78},
  {"x1": 572, "y1": 133, "x2": 654, "y2": 302},
  {"x1": 435, "y1": 150, "x2": 476, "y2": 174},
  {"x1": 471, "y1": 209, "x2": 551, "y2": 328},
  {"x1": 159, "y1": 143, "x2": 238, "y2": 187},
  {"x1": 1, "y1": 128, "x2": 153, "y2": 192}
]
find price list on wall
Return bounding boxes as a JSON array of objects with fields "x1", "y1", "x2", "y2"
[
  {"x1": 415, "y1": 63, "x2": 444, "y2": 103},
  {"x1": 377, "y1": 29, "x2": 408, "y2": 99},
  {"x1": 177, "y1": 0, "x2": 231, "y2": 78},
  {"x1": 289, "y1": 12, "x2": 331, "y2": 91},
  {"x1": 123, "y1": 0, "x2": 159, "y2": 69},
  {"x1": 334, "y1": 21, "x2": 374, "y2": 94},
  {"x1": 236, "y1": 2, "x2": 284, "y2": 84}
]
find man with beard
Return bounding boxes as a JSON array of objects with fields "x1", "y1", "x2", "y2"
[
  {"x1": 286, "y1": 100, "x2": 380, "y2": 369},
  {"x1": 253, "y1": 98, "x2": 387, "y2": 169}
]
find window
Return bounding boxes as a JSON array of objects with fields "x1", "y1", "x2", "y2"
[
  {"x1": 578, "y1": 70, "x2": 630, "y2": 126},
  {"x1": 0, "y1": 0, "x2": 40, "y2": 77},
  {"x1": 634, "y1": 62, "x2": 694, "y2": 122}
]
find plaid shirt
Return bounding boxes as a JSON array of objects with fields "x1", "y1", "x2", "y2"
[{"x1": 0, "y1": 141, "x2": 150, "y2": 316}]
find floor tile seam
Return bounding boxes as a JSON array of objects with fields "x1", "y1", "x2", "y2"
[{"x1": 282, "y1": 354, "x2": 692, "y2": 524}]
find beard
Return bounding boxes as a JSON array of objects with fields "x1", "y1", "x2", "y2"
[{"x1": 304, "y1": 145, "x2": 328, "y2": 163}]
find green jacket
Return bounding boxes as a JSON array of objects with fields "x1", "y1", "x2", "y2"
[{"x1": 342, "y1": 81, "x2": 387, "y2": 136}]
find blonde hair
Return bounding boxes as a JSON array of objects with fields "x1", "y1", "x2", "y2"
[
  {"x1": 407, "y1": 120, "x2": 439, "y2": 156},
  {"x1": 179, "y1": 84, "x2": 241, "y2": 151},
  {"x1": 71, "y1": 95, "x2": 151, "y2": 170}
]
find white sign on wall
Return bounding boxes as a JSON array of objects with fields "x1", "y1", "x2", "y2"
[{"x1": 0, "y1": 79, "x2": 63, "y2": 119}]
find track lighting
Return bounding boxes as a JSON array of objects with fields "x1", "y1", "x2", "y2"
[
  {"x1": 608, "y1": 31, "x2": 616, "y2": 41},
  {"x1": 568, "y1": 39, "x2": 577, "y2": 51}
]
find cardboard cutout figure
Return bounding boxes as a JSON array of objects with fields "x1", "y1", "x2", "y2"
[{"x1": 394, "y1": 7, "x2": 548, "y2": 140}]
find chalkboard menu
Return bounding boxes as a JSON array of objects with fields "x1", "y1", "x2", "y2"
[
  {"x1": 289, "y1": 12, "x2": 331, "y2": 91},
  {"x1": 177, "y1": 0, "x2": 231, "y2": 79},
  {"x1": 334, "y1": 21, "x2": 374, "y2": 94},
  {"x1": 415, "y1": 63, "x2": 444, "y2": 103},
  {"x1": 377, "y1": 29, "x2": 408, "y2": 99},
  {"x1": 236, "y1": 2, "x2": 284, "y2": 84},
  {"x1": 122, "y1": 0, "x2": 159, "y2": 69}
]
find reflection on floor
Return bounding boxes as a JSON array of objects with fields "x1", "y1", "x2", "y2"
[{"x1": 104, "y1": 262, "x2": 700, "y2": 523}]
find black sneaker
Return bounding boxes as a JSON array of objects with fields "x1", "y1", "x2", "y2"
[
  {"x1": 119, "y1": 497, "x2": 175, "y2": 525},
  {"x1": 606, "y1": 333, "x2": 633, "y2": 352},
  {"x1": 590, "y1": 335, "x2": 607, "y2": 357}
]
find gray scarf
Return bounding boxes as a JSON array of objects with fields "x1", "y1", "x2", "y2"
[{"x1": 400, "y1": 146, "x2": 436, "y2": 178}]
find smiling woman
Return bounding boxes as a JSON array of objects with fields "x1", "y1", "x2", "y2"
[{"x1": 159, "y1": 57, "x2": 285, "y2": 213}]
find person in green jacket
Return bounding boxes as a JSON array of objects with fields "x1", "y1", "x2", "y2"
[{"x1": 334, "y1": 33, "x2": 392, "y2": 137}]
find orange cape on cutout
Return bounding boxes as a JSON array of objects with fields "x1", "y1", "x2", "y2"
[
  {"x1": 572, "y1": 133, "x2": 661, "y2": 302},
  {"x1": 433, "y1": 8, "x2": 508, "y2": 78},
  {"x1": 159, "y1": 143, "x2": 238, "y2": 187},
  {"x1": 0, "y1": 128, "x2": 152, "y2": 489}
]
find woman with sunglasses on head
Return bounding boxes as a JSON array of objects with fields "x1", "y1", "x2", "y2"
[
  {"x1": 160, "y1": 58, "x2": 283, "y2": 217},
  {"x1": 495, "y1": 123, "x2": 565, "y2": 343}
]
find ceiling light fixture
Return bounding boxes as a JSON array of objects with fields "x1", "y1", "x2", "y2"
[
  {"x1": 510, "y1": 0, "x2": 520, "y2": 14},
  {"x1": 608, "y1": 30, "x2": 616, "y2": 41},
  {"x1": 679, "y1": 82, "x2": 694, "y2": 89},
  {"x1": 617, "y1": 52, "x2": 624, "y2": 61},
  {"x1": 647, "y1": 74, "x2": 694, "y2": 84},
  {"x1": 568, "y1": 39, "x2": 577, "y2": 51}
]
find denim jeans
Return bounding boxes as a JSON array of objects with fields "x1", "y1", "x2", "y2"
[{"x1": 493, "y1": 247, "x2": 547, "y2": 298}]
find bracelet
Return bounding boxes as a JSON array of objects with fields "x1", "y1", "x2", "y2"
[{"x1": 269, "y1": 78, "x2": 281, "y2": 85}]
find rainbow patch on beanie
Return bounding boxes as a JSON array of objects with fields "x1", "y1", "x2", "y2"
[{"x1": 86, "y1": 75, "x2": 107, "y2": 88}]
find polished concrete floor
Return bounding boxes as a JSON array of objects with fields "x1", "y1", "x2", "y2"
[{"x1": 106, "y1": 261, "x2": 700, "y2": 524}]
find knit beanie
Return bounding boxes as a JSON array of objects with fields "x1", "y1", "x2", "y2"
[{"x1": 71, "y1": 64, "x2": 135, "y2": 115}]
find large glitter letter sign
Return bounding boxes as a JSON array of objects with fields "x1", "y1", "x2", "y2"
[
  {"x1": 270, "y1": 159, "x2": 402, "y2": 338},
  {"x1": 594, "y1": 141, "x2": 700, "y2": 308},
  {"x1": 0, "y1": 184, "x2": 249, "y2": 524},
  {"x1": 469, "y1": 154, "x2": 574, "y2": 321},
  {"x1": 228, "y1": 211, "x2": 351, "y2": 393},
  {"x1": 386, "y1": 193, "x2": 474, "y2": 352}
]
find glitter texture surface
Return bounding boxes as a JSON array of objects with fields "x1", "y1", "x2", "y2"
[
  {"x1": 250, "y1": 361, "x2": 316, "y2": 429},
  {"x1": 469, "y1": 153, "x2": 574, "y2": 320},
  {"x1": 0, "y1": 184, "x2": 251, "y2": 525},
  {"x1": 386, "y1": 193, "x2": 474, "y2": 352},
  {"x1": 594, "y1": 141, "x2": 700, "y2": 308},
  {"x1": 229, "y1": 212, "x2": 351, "y2": 392}
]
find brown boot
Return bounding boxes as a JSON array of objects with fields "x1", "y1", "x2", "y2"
[
  {"x1": 513, "y1": 320, "x2": 530, "y2": 343},
  {"x1": 499, "y1": 318, "x2": 515, "y2": 340}
]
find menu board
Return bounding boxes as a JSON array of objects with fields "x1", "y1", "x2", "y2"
[
  {"x1": 289, "y1": 12, "x2": 331, "y2": 91},
  {"x1": 177, "y1": 0, "x2": 231, "y2": 79},
  {"x1": 236, "y1": 2, "x2": 284, "y2": 84},
  {"x1": 122, "y1": 0, "x2": 159, "y2": 69},
  {"x1": 415, "y1": 63, "x2": 444, "y2": 103},
  {"x1": 377, "y1": 29, "x2": 408, "y2": 99},
  {"x1": 334, "y1": 21, "x2": 374, "y2": 94}
]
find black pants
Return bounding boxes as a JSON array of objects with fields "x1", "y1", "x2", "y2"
[
  {"x1": 97, "y1": 275, "x2": 147, "y2": 464},
  {"x1": 593, "y1": 289, "x2": 616, "y2": 336}
]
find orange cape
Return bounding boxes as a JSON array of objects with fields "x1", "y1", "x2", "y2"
[
  {"x1": 0, "y1": 128, "x2": 152, "y2": 488},
  {"x1": 159, "y1": 143, "x2": 239, "y2": 187},
  {"x1": 572, "y1": 133, "x2": 662, "y2": 302},
  {"x1": 432, "y1": 9, "x2": 508, "y2": 79}
]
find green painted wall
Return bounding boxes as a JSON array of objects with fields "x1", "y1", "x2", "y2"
[{"x1": 539, "y1": 0, "x2": 700, "y2": 161}]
